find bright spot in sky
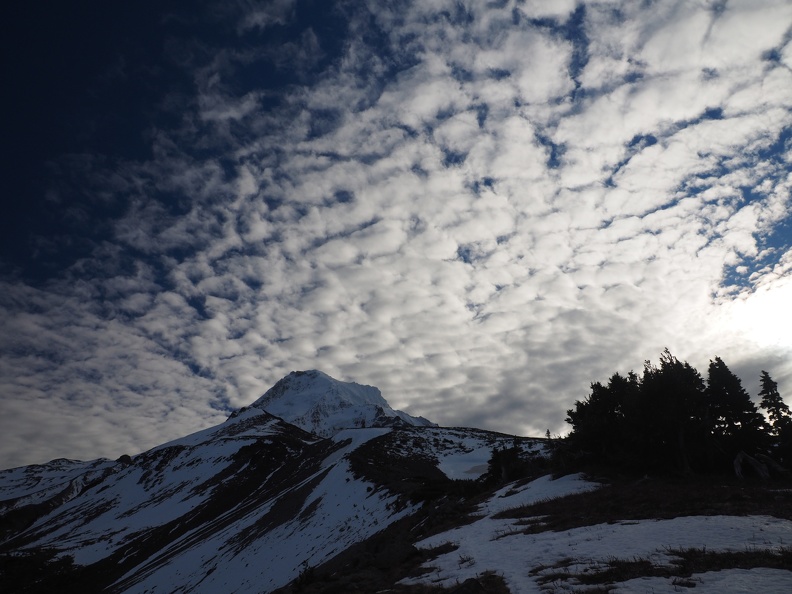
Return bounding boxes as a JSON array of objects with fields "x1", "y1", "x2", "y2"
[{"x1": 727, "y1": 279, "x2": 792, "y2": 352}]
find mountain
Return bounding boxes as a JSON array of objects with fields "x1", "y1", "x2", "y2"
[
  {"x1": 0, "y1": 371, "x2": 543, "y2": 593},
  {"x1": 2, "y1": 371, "x2": 792, "y2": 593},
  {"x1": 248, "y1": 369, "x2": 435, "y2": 436}
]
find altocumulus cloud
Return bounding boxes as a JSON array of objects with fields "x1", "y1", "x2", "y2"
[{"x1": 1, "y1": 0, "x2": 792, "y2": 468}]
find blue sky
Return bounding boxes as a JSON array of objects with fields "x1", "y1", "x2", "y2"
[{"x1": 1, "y1": 0, "x2": 792, "y2": 469}]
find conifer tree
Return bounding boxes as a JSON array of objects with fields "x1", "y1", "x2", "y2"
[
  {"x1": 759, "y1": 371, "x2": 791, "y2": 436},
  {"x1": 564, "y1": 352, "x2": 786, "y2": 474},
  {"x1": 565, "y1": 371, "x2": 643, "y2": 468},
  {"x1": 639, "y1": 349, "x2": 707, "y2": 474},
  {"x1": 565, "y1": 376, "x2": 624, "y2": 457},
  {"x1": 758, "y1": 371, "x2": 792, "y2": 465},
  {"x1": 705, "y1": 357, "x2": 766, "y2": 455}
]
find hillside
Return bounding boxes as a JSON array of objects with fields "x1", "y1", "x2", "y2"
[
  {"x1": 276, "y1": 471, "x2": 792, "y2": 593},
  {"x1": 1, "y1": 371, "x2": 791, "y2": 593}
]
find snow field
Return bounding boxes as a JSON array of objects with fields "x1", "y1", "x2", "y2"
[
  {"x1": 119, "y1": 460, "x2": 416, "y2": 593},
  {"x1": 116, "y1": 428, "x2": 415, "y2": 593},
  {"x1": 611, "y1": 567, "x2": 792, "y2": 593},
  {"x1": 404, "y1": 474, "x2": 792, "y2": 593}
]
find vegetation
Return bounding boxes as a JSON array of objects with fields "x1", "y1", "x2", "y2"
[
  {"x1": 484, "y1": 443, "x2": 549, "y2": 485},
  {"x1": 562, "y1": 349, "x2": 792, "y2": 476},
  {"x1": 497, "y1": 475, "x2": 792, "y2": 530},
  {"x1": 530, "y1": 546, "x2": 792, "y2": 592}
]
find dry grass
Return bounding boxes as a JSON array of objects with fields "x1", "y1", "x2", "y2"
[
  {"x1": 514, "y1": 474, "x2": 792, "y2": 592},
  {"x1": 499, "y1": 474, "x2": 792, "y2": 533},
  {"x1": 530, "y1": 546, "x2": 792, "y2": 592}
]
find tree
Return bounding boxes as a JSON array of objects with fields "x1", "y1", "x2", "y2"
[
  {"x1": 565, "y1": 372, "x2": 637, "y2": 464},
  {"x1": 759, "y1": 371, "x2": 792, "y2": 465},
  {"x1": 706, "y1": 357, "x2": 767, "y2": 458},
  {"x1": 563, "y1": 351, "x2": 784, "y2": 476},
  {"x1": 486, "y1": 445, "x2": 535, "y2": 483},
  {"x1": 638, "y1": 349, "x2": 708, "y2": 474},
  {"x1": 759, "y1": 371, "x2": 791, "y2": 435}
]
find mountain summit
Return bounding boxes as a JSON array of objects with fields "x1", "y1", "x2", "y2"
[{"x1": 249, "y1": 369, "x2": 435, "y2": 437}]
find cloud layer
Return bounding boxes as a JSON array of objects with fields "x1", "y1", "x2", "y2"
[{"x1": 2, "y1": 0, "x2": 792, "y2": 468}]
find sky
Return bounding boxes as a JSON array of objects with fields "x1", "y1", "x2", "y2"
[{"x1": 1, "y1": 0, "x2": 791, "y2": 470}]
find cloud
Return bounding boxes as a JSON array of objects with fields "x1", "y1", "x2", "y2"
[
  {"x1": 1, "y1": 0, "x2": 791, "y2": 468},
  {"x1": 237, "y1": 0, "x2": 298, "y2": 33},
  {"x1": 0, "y1": 281, "x2": 229, "y2": 468}
]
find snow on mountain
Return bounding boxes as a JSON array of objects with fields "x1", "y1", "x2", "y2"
[
  {"x1": 367, "y1": 426, "x2": 546, "y2": 480},
  {"x1": 402, "y1": 476, "x2": 792, "y2": 593},
  {"x1": 0, "y1": 405, "x2": 420, "y2": 593},
  {"x1": 249, "y1": 369, "x2": 435, "y2": 437},
  {"x1": 0, "y1": 458, "x2": 115, "y2": 511},
  {"x1": 0, "y1": 370, "x2": 538, "y2": 593},
  {"x1": 3, "y1": 370, "x2": 792, "y2": 593},
  {"x1": 113, "y1": 427, "x2": 414, "y2": 594}
]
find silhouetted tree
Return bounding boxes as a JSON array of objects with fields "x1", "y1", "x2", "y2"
[
  {"x1": 706, "y1": 357, "x2": 767, "y2": 460},
  {"x1": 565, "y1": 350, "x2": 708, "y2": 473},
  {"x1": 637, "y1": 349, "x2": 709, "y2": 474},
  {"x1": 564, "y1": 351, "x2": 787, "y2": 477},
  {"x1": 486, "y1": 445, "x2": 533, "y2": 483},
  {"x1": 759, "y1": 371, "x2": 791, "y2": 435},
  {"x1": 759, "y1": 371, "x2": 792, "y2": 465},
  {"x1": 566, "y1": 374, "x2": 623, "y2": 456}
]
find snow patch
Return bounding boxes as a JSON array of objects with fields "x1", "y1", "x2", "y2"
[{"x1": 404, "y1": 474, "x2": 792, "y2": 593}]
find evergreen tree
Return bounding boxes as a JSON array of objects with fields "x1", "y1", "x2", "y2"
[
  {"x1": 759, "y1": 371, "x2": 791, "y2": 435},
  {"x1": 565, "y1": 371, "x2": 640, "y2": 465},
  {"x1": 758, "y1": 371, "x2": 792, "y2": 465},
  {"x1": 486, "y1": 445, "x2": 535, "y2": 483},
  {"x1": 565, "y1": 350, "x2": 709, "y2": 474},
  {"x1": 639, "y1": 349, "x2": 708, "y2": 474},
  {"x1": 563, "y1": 351, "x2": 784, "y2": 475},
  {"x1": 705, "y1": 357, "x2": 767, "y2": 456}
]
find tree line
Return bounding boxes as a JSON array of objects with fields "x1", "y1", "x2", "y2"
[{"x1": 561, "y1": 349, "x2": 792, "y2": 477}]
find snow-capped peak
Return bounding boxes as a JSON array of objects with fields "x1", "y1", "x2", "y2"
[{"x1": 249, "y1": 370, "x2": 434, "y2": 437}]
